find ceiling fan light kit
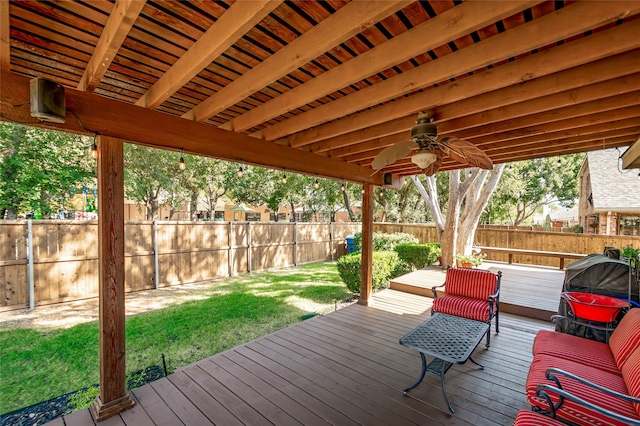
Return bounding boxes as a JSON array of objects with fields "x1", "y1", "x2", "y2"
[{"x1": 411, "y1": 151, "x2": 438, "y2": 169}]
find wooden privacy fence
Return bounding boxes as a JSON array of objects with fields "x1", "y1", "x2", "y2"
[
  {"x1": 0, "y1": 220, "x2": 359, "y2": 311},
  {"x1": 375, "y1": 223, "x2": 640, "y2": 268}
]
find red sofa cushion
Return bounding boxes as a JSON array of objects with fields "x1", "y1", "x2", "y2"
[
  {"x1": 621, "y1": 348, "x2": 640, "y2": 416},
  {"x1": 609, "y1": 308, "x2": 640, "y2": 370},
  {"x1": 443, "y1": 267, "x2": 498, "y2": 300},
  {"x1": 526, "y1": 354, "x2": 637, "y2": 426},
  {"x1": 432, "y1": 294, "x2": 494, "y2": 323},
  {"x1": 513, "y1": 410, "x2": 566, "y2": 426},
  {"x1": 532, "y1": 330, "x2": 620, "y2": 376}
]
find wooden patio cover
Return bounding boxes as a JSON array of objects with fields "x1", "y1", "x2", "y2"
[{"x1": 1, "y1": 0, "x2": 640, "y2": 421}]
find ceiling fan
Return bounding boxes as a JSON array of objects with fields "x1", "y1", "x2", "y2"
[{"x1": 371, "y1": 114, "x2": 493, "y2": 175}]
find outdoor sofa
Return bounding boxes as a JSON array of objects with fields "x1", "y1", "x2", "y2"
[{"x1": 521, "y1": 307, "x2": 640, "y2": 425}]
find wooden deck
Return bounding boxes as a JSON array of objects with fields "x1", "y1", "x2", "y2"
[
  {"x1": 51, "y1": 289, "x2": 554, "y2": 426},
  {"x1": 390, "y1": 261, "x2": 565, "y2": 321}
]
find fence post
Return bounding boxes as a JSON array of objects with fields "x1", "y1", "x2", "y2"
[
  {"x1": 153, "y1": 220, "x2": 159, "y2": 290},
  {"x1": 228, "y1": 221, "x2": 234, "y2": 277},
  {"x1": 27, "y1": 219, "x2": 35, "y2": 310},
  {"x1": 248, "y1": 221, "x2": 252, "y2": 273},
  {"x1": 330, "y1": 222, "x2": 334, "y2": 261},
  {"x1": 294, "y1": 221, "x2": 298, "y2": 266}
]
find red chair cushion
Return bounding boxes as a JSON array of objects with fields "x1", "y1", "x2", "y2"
[
  {"x1": 532, "y1": 330, "x2": 620, "y2": 376},
  {"x1": 621, "y1": 348, "x2": 640, "y2": 416},
  {"x1": 609, "y1": 308, "x2": 640, "y2": 370},
  {"x1": 526, "y1": 354, "x2": 637, "y2": 426},
  {"x1": 444, "y1": 267, "x2": 498, "y2": 300},
  {"x1": 432, "y1": 295, "x2": 494, "y2": 323},
  {"x1": 513, "y1": 410, "x2": 566, "y2": 426}
]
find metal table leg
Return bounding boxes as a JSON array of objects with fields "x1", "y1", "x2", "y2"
[
  {"x1": 469, "y1": 356, "x2": 484, "y2": 370},
  {"x1": 403, "y1": 352, "x2": 427, "y2": 394},
  {"x1": 440, "y1": 359, "x2": 454, "y2": 413}
]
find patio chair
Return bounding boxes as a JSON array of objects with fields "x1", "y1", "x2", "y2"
[{"x1": 431, "y1": 267, "x2": 502, "y2": 347}]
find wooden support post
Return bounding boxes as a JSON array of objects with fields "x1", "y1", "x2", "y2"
[
  {"x1": 27, "y1": 219, "x2": 34, "y2": 310},
  {"x1": 153, "y1": 220, "x2": 159, "y2": 289},
  {"x1": 294, "y1": 221, "x2": 298, "y2": 266},
  {"x1": 90, "y1": 135, "x2": 134, "y2": 421},
  {"x1": 358, "y1": 184, "x2": 374, "y2": 306},
  {"x1": 330, "y1": 222, "x2": 334, "y2": 261},
  {"x1": 228, "y1": 222, "x2": 234, "y2": 277},
  {"x1": 248, "y1": 221, "x2": 252, "y2": 273}
]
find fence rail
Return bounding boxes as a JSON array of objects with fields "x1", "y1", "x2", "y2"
[
  {"x1": 0, "y1": 220, "x2": 360, "y2": 311},
  {"x1": 4, "y1": 221, "x2": 638, "y2": 311},
  {"x1": 375, "y1": 223, "x2": 640, "y2": 268}
]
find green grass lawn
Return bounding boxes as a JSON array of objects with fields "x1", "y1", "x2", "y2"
[{"x1": 0, "y1": 261, "x2": 352, "y2": 414}]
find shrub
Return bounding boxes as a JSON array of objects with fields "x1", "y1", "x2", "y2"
[
  {"x1": 352, "y1": 231, "x2": 419, "y2": 252},
  {"x1": 337, "y1": 251, "x2": 405, "y2": 293},
  {"x1": 394, "y1": 243, "x2": 440, "y2": 270}
]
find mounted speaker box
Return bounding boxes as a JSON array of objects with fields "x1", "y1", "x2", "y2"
[{"x1": 30, "y1": 77, "x2": 66, "y2": 123}]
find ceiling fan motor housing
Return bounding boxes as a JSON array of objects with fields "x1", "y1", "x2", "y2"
[{"x1": 411, "y1": 117, "x2": 438, "y2": 147}]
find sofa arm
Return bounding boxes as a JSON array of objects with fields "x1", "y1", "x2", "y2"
[
  {"x1": 536, "y1": 383, "x2": 640, "y2": 425},
  {"x1": 544, "y1": 368, "x2": 640, "y2": 404}
]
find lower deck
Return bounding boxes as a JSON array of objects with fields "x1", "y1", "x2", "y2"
[{"x1": 52, "y1": 289, "x2": 554, "y2": 426}]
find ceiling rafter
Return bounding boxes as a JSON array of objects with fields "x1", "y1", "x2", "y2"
[
  {"x1": 77, "y1": 0, "x2": 146, "y2": 92},
  {"x1": 0, "y1": 1, "x2": 9, "y2": 70},
  {"x1": 258, "y1": 1, "x2": 640, "y2": 143},
  {"x1": 135, "y1": 0, "x2": 281, "y2": 110},
  {"x1": 221, "y1": 0, "x2": 540, "y2": 133},
  {"x1": 182, "y1": 0, "x2": 413, "y2": 123},
  {"x1": 278, "y1": 17, "x2": 640, "y2": 149},
  {"x1": 311, "y1": 52, "x2": 640, "y2": 155}
]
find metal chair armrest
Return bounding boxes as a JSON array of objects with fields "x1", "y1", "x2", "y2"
[
  {"x1": 536, "y1": 383, "x2": 640, "y2": 425},
  {"x1": 431, "y1": 283, "x2": 445, "y2": 300},
  {"x1": 545, "y1": 368, "x2": 640, "y2": 404}
]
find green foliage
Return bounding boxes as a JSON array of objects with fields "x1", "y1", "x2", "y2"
[
  {"x1": 394, "y1": 243, "x2": 440, "y2": 270},
  {"x1": 482, "y1": 154, "x2": 584, "y2": 225},
  {"x1": 455, "y1": 252, "x2": 485, "y2": 267},
  {"x1": 352, "y1": 231, "x2": 419, "y2": 252},
  {"x1": 0, "y1": 262, "x2": 349, "y2": 414},
  {"x1": 567, "y1": 224, "x2": 583, "y2": 233},
  {"x1": 621, "y1": 245, "x2": 640, "y2": 268},
  {"x1": 337, "y1": 251, "x2": 405, "y2": 293},
  {"x1": 0, "y1": 123, "x2": 96, "y2": 218}
]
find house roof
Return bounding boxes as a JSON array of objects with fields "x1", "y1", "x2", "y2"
[
  {"x1": 585, "y1": 148, "x2": 640, "y2": 212},
  {"x1": 1, "y1": 1, "x2": 640, "y2": 184}
]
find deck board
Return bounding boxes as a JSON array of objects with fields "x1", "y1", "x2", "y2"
[
  {"x1": 51, "y1": 289, "x2": 555, "y2": 426},
  {"x1": 390, "y1": 262, "x2": 565, "y2": 320}
]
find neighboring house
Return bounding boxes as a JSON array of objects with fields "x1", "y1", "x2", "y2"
[{"x1": 578, "y1": 148, "x2": 640, "y2": 236}]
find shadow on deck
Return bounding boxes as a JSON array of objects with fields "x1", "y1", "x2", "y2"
[
  {"x1": 390, "y1": 261, "x2": 565, "y2": 321},
  {"x1": 52, "y1": 288, "x2": 555, "y2": 426}
]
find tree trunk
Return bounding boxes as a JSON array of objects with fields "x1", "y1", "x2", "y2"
[
  {"x1": 342, "y1": 190, "x2": 356, "y2": 221},
  {"x1": 412, "y1": 165, "x2": 505, "y2": 267},
  {"x1": 189, "y1": 194, "x2": 198, "y2": 221}
]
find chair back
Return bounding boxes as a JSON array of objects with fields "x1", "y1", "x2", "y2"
[{"x1": 445, "y1": 268, "x2": 499, "y2": 300}]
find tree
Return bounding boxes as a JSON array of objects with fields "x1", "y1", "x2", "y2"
[
  {"x1": 0, "y1": 123, "x2": 95, "y2": 219},
  {"x1": 124, "y1": 144, "x2": 177, "y2": 220},
  {"x1": 413, "y1": 165, "x2": 506, "y2": 267},
  {"x1": 489, "y1": 155, "x2": 583, "y2": 225}
]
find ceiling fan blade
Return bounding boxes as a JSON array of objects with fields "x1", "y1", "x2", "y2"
[
  {"x1": 442, "y1": 137, "x2": 493, "y2": 169},
  {"x1": 371, "y1": 140, "x2": 416, "y2": 171}
]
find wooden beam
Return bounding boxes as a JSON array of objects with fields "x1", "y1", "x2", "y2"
[
  {"x1": 359, "y1": 184, "x2": 374, "y2": 306},
  {"x1": 311, "y1": 54, "x2": 640, "y2": 154},
  {"x1": 451, "y1": 91, "x2": 640, "y2": 140},
  {"x1": 0, "y1": 1, "x2": 9, "y2": 70},
  {"x1": 185, "y1": 0, "x2": 412, "y2": 123},
  {"x1": 136, "y1": 0, "x2": 280, "y2": 110},
  {"x1": 279, "y1": 20, "x2": 640, "y2": 148},
  {"x1": 0, "y1": 70, "x2": 383, "y2": 186},
  {"x1": 77, "y1": 0, "x2": 146, "y2": 92},
  {"x1": 224, "y1": 0, "x2": 540, "y2": 132},
  {"x1": 325, "y1": 75, "x2": 640, "y2": 160},
  {"x1": 260, "y1": 1, "x2": 640, "y2": 143},
  {"x1": 89, "y1": 135, "x2": 134, "y2": 421}
]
